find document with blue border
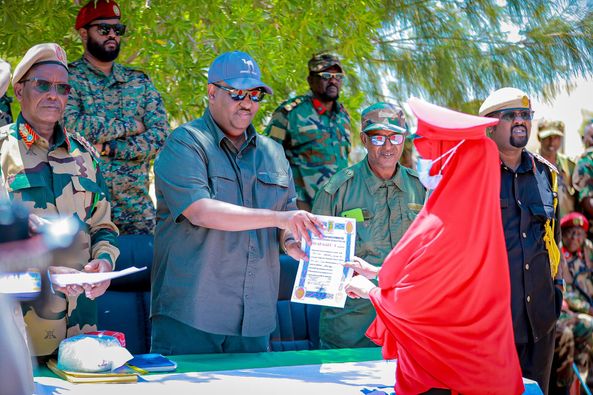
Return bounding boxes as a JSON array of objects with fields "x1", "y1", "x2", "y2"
[{"x1": 291, "y1": 215, "x2": 356, "y2": 308}]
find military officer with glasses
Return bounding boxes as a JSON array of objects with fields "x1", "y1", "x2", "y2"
[
  {"x1": 0, "y1": 43, "x2": 119, "y2": 358},
  {"x1": 65, "y1": 0, "x2": 170, "y2": 235},
  {"x1": 312, "y1": 102, "x2": 425, "y2": 349},
  {"x1": 480, "y1": 87, "x2": 563, "y2": 394},
  {"x1": 265, "y1": 52, "x2": 351, "y2": 211},
  {"x1": 151, "y1": 51, "x2": 324, "y2": 355}
]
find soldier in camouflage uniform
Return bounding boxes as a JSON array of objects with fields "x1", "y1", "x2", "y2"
[
  {"x1": 550, "y1": 212, "x2": 593, "y2": 393},
  {"x1": 538, "y1": 120, "x2": 577, "y2": 218},
  {"x1": 574, "y1": 122, "x2": 593, "y2": 231},
  {"x1": 65, "y1": 0, "x2": 170, "y2": 235},
  {"x1": 265, "y1": 53, "x2": 351, "y2": 211},
  {"x1": 312, "y1": 103, "x2": 425, "y2": 349},
  {"x1": 0, "y1": 59, "x2": 13, "y2": 127},
  {"x1": 0, "y1": 43, "x2": 119, "y2": 357}
]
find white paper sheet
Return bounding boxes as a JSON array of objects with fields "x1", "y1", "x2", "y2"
[{"x1": 50, "y1": 266, "x2": 146, "y2": 287}]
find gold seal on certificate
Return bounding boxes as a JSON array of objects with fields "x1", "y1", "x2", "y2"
[{"x1": 291, "y1": 215, "x2": 356, "y2": 308}]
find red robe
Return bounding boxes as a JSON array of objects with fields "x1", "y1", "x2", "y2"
[{"x1": 367, "y1": 98, "x2": 524, "y2": 394}]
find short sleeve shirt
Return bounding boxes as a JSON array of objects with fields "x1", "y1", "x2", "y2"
[{"x1": 152, "y1": 109, "x2": 297, "y2": 337}]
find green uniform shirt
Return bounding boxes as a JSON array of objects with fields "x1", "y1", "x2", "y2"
[
  {"x1": 0, "y1": 114, "x2": 119, "y2": 356},
  {"x1": 312, "y1": 158, "x2": 425, "y2": 348},
  {"x1": 0, "y1": 94, "x2": 12, "y2": 127},
  {"x1": 65, "y1": 58, "x2": 170, "y2": 234},
  {"x1": 152, "y1": 109, "x2": 297, "y2": 338},
  {"x1": 265, "y1": 92, "x2": 351, "y2": 209}
]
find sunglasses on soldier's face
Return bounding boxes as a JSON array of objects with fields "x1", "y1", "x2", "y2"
[
  {"x1": 213, "y1": 83, "x2": 266, "y2": 102},
  {"x1": 366, "y1": 133, "x2": 405, "y2": 146},
  {"x1": 87, "y1": 23, "x2": 127, "y2": 36},
  {"x1": 316, "y1": 72, "x2": 344, "y2": 81},
  {"x1": 20, "y1": 78, "x2": 72, "y2": 96},
  {"x1": 492, "y1": 109, "x2": 534, "y2": 122}
]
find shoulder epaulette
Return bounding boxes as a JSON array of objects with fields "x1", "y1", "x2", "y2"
[
  {"x1": 323, "y1": 168, "x2": 355, "y2": 195},
  {"x1": 69, "y1": 131, "x2": 100, "y2": 161},
  {"x1": 281, "y1": 96, "x2": 305, "y2": 113},
  {"x1": 533, "y1": 152, "x2": 559, "y2": 174},
  {"x1": 402, "y1": 165, "x2": 419, "y2": 179}
]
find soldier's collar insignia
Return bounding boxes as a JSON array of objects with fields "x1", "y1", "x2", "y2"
[
  {"x1": 19, "y1": 123, "x2": 40, "y2": 149},
  {"x1": 312, "y1": 98, "x2": 327, "y2": 115}
]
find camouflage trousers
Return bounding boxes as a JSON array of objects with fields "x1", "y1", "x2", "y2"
[{"x1": 552, "y1": 311, "x2": 593, "y2": 389}]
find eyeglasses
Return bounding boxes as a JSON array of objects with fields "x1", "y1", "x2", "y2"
[
  {"x1": 213, "y1": 83, "x2": 266, "y2": 102},
  {"x1": 366, "y1": 133, "x2": 405, "y2": 146},
  {"x1": 86, "y1": 23, "x2": 127, "y2": 36},
  {"x1": 315, "y1": 72, "x2": 344, "y2": 81},
  {"x1": 493, "y1": 109, "x2": 534, "y2": 122},
  {"x1": 20, "y1": 78, "x2": 72, "y2": 96}
]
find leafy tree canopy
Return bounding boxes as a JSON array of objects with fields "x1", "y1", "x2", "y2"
[{"x1": 1, "y1": 0, "x2": 592, "y2": 129}]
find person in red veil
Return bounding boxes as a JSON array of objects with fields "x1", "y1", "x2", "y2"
[{"x1": 345, "y1": 98, "x2": 524, "y2": 395}]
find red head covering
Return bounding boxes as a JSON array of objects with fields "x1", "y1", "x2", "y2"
[
  {"x1": 366, "y1": 98, "x2": 523, "y2": 394},
  {"x1": 561, "y1": 212, "x2": 589, "y2": 232},
  {"x1": 75, "y1": 0, "x2": 121, "y2": 30}
]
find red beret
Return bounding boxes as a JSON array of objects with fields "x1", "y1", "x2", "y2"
[
  {"x1": 560, "y1": 212, "x2": 589, "y2": 232},
  {"x1": 75, "y1": 0, "x2": 121, "y2": 30}
]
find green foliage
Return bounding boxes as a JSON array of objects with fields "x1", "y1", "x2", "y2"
[{"x1": 1, "y1": 0, "x2": 592, "y2": 127}]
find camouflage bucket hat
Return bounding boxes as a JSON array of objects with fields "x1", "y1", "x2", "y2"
[
  {"x1": 361, "y1": 102, "x2": 407, "y2": 134},
  {"x1": 308, "y1": 53, "x2": 343, "y2": 73}
]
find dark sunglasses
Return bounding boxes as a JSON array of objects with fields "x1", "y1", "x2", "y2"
[
  {"x1": 316, "y1": 72, "x2": 344, "y2": 81},
  {"x1": 493, "y1": 109, "x2": 534, "y2": 122},
  {"x1": 20, "y1": 78, "x2": 72, "y2": 96},
  {"x1": 87, "y1": 23, "x2": 127, "y2": 36},
  {"x1": 213, "y1": 83, "x2": 265, "y2": 102},
  {"x1": 366, "y1": 133, "x2": 405, "y2": 146}
]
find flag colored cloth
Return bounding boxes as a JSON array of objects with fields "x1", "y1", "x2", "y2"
[{"x1": 366, "y1": 98, "x2": 524, "y2": 394}]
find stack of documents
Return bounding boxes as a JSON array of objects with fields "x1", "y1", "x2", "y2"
[{"x1": 47, "y1": 360, "x2": 137, "y2": 384}]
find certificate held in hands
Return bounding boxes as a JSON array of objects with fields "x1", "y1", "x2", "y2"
[{"x1": 291, "y1": 215, "x2": 355, "y2": 308}]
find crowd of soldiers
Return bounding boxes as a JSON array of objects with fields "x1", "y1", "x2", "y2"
[{"x1": 2, "y1": 0, "x2": 593, "y2": 394}]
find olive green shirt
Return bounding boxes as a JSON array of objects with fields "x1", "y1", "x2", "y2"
[{"x1": 312, "y1": 158, "x2": 425, "y2": 348}]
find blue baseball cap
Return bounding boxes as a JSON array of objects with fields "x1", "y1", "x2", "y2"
[{"x1": 207, "y1": 51, "x2": 273, "y2": 94}]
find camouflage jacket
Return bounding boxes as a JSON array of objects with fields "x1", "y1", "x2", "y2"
[
  {"x1": 264, "y1": 92, "x2": 351, "y2": 209},
  {"x1": 539, "y1": 151, "x2": 576, "y2": 218},
  {"x1": 573, "y1": 147, "x2": 593, "y2": 209},
  {"x1": 561, "y1": 241, "x2": 593, "y2": 314},
  {"x1": 0, "y1": 94, "x2": 12, "y2": 127},
  {"x1": 0, "y1": 114, "x2": 119, "y2": 356},
  {"x1": 64, "y1": 57, "x2": 170, "y2": 234}
]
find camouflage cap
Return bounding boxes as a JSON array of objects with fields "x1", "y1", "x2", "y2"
[
  {"x1": 361, "y1": 102, "x2": 407, "y2": 134},
  {"x1": 12, "y1": 43, "x2": 68, "y2": 85},
  {"x1": 479, "y1": 87, "x2": 531, "y2": 116},
  {"x1": 308, "y1": 53, "x2": 343, "y2": 73},
  {"x1": 0, "y1": 59, "x2": 9, "y2": 97},
  {"x1": 538, "y1": 119, "x2": 565, "y2": 139}
]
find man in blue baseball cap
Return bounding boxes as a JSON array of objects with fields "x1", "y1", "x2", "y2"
[{"x1": 151, "y1": 51, "x2": 323, "y2": 354}]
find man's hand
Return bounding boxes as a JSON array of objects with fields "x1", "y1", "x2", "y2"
[
  {"x1": 277, "y1": 210, "x2": 323, "y2": 245},
  {"x1": 48, "y1": 266, "x2": 84, "y2": 297},
  {"x1": 285, "y1": 239, "x2": 307, "y2": 261},
  {"x1": 343, "y1": 256, "x2": 380, "y2": 280},
  {"x1": 134, "y1": 119, "x2": 146, "y2": 134},
  {"x1": 28, "y1": 214, "x2": 51, "y2": 235},
  {"x1": 82, "y1": 259, "x2": 112, "y2": 300},
  {"x1": 345, "y1": 275, "x2": 376, "y2": 300}
]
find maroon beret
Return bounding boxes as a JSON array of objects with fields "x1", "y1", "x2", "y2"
[
  {"x1": 560, "y1": 212, "x2": 589, "y2": 232},
  {"x1": 75, "y1": 0, "x2": 121, "y2": 30}
]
